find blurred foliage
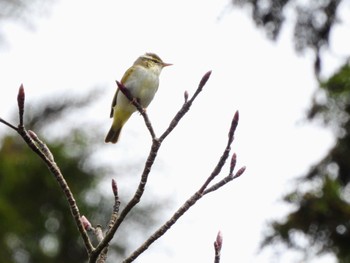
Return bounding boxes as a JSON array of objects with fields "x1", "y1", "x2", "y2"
[
  {"x1": 261, "y1": 63, "x2": 350, "y2": 262},
  {"x1": 232, "y1": 1, "x2": 350, "y2": 261},
  {"x1": 0, "y1": 96, "x2": 101, "y2": 262},
  {"x1": 0, "y1": 92, "x2": 161, "y2": 262},
  {"x1": 231, "y1": 0, "x2": 345, "y2": 74},
  {"x1": 0, "y1": 0, "x2": 56, "y2": 45},
  {"x1": 0, "y1": 135, "x2": 95, "y2": 262}
]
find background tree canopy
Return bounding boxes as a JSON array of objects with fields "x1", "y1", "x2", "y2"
[
  {"x1": 230, "y1": 0, "x2": 350, "y2": 262},
  {"x1": 261, "y1": 64, "x2": 350, "y2": 262},
  {"x1": 232, "y1": 0, "x2": 346, "y2": 75},
  {"x1": 0, "y1": 95, "x2": 103, "y2": 262}
]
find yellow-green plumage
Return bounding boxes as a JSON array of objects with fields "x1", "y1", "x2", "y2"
[
  {"x1": 105, "y1": 108, "x2": 133, "y2": 143},
  {"x1": 105, "y1": 53, "x2": 171, "y2": 143}
]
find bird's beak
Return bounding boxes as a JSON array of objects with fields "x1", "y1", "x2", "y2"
[{"x1": 162, "y1": 62, "x2": 173, "y2": 67}]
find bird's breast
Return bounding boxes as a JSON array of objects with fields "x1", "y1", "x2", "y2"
[{"x1": 124, "y1": 67, "x2": 160, "y2": 108}]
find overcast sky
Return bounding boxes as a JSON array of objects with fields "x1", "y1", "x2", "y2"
[{"x1": 1, "y1": 0, "x2": 349, "y2": 262}]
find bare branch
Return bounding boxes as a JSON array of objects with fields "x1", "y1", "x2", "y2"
[
  {"x1": 159, "y1": 71, "x2": 212, "y2": 142},
  {"x1": 203, "y1": 169, "x2": 240, "y2": 195},
  {"x1": 110, "y1": 179, "x2": 121, "y2": 219},
  {"x1": 28, "y1": 130, "x2": 55, "y2": 162},
  {"x1": 0, "y1": 117, "x2": 18, "y2": 131},
  {"x1": 91, "y1": 179, "x2": 122, "y2": 262},
  {"x1": 94, "y1": 225, "x2": 108, "y2": 263},
  {"x1": 122, "y1": 110, "x2": 245, "y2": 263},
  {"x1": 90, "y1": 139, "x2": 162, "y2": 262},
  {"x1": 204, "y1": 154, "x2": 246, "y2": 195},
  {"x1": 2, "y1": 85, "x2": 95, "y2": 254},
  {"x1": 122, "y1": 191, "x2": 203, "y2": 263},
  {"x1": 199, "y1": 111, "x2": 239, "y2": 193},
  {"x1": 205, "y1": 165, "x2": 246, "y2": 194}
]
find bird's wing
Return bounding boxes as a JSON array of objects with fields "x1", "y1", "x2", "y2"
[
  {"x1": 121, "y1": 67, "x2": 135, "y2": 84},
  {"x1": 109, "y1": 67, "x2": 135, "y2": 118},
  {"x1": 109, "y1": 89, "x2": 119, "y2": 118}
]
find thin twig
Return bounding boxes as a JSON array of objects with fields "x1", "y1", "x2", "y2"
[
  {"x1": 90, "y1": 139, "x2": 161, "y2": 262},
  {"x1": 122, "y1": 191, "x2": 203, "y2": 263},
  {"x1": 122, "y1": 111, "x2": 244, "y2": 263},
  {"x1": 0, "y1": 117, "x2": 18, "y2": 131},
  {"x1": 95, "y1": 225, "x2": 108, "y2": 263},
  {"x1": 203, "y1": 153, "x2": 244, "y2": 195},
  {"x1": 159, "y1": 71, "x2": 212, "y2": 142},
  {"x1": 28, "y1": 130, "x2": 55, "y2": 162},
  {"x1": 199, "y1": 111, "x2": 239, "y2": 193},
  {"x1": 95, "y1": 179, "x2": 121, "y2": 262},
  {"x1": 204, "y1": 166, "x2": 246, "y2": 195},
  {"x1": 108, "y1": 179, "x2": 121, "y2": 230}
]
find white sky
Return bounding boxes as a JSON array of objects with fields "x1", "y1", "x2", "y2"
[{"x1": 0, "y1": 0, "x2": 349, "y2": 262}]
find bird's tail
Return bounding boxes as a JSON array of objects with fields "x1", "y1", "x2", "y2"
[
  {"x1": 105, "y1": 125, "x2": 122, "y2": 143},
  {"x1": 105, "y1": 110, "x2": 132, "y2": 143}
]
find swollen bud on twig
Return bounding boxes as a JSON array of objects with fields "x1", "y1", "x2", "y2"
[
  {"x1": 111, "y1": 178, "x2": 121, "y2": 214},
  {"x1": 94, "y1": 225, "x2": 105, "y2": 242},
  {"x1": 230, "y1": 153, "x2": 237, "y2": 175},
  {"x1": 184, "y1": 90, "x2": 189, "y2": 102},
  {"x1": 17, "y1": 84, "x2": 25, "y2": 126},
  {"x1": 188, "y1": 70, "x2": 212, "y2": 104},
  {"x1": 228, "y1": 111, "x2": 239, "y2": 140},
  {"x1": 199, "y1": 71, "x2": 212, "y2": 89},
  {"x1": 233, "y1": 166, "x2": 246, "y2": 179},
  {"x1": 214, "y1": 230, "x2": 223, "y2": 252},
  {"x1": 112, "y1": 179, "x2": 118, "y2": 196},
  {"x1": 214, "y1": 230, "x2": 223, "y2": 263},
  {"x1": 81, "y1": 215, "x2": 92, "y2": 231}
]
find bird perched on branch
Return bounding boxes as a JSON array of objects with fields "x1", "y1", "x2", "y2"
[{"x1": 105, "y1": 53, "x2": 172, "y2": 143}]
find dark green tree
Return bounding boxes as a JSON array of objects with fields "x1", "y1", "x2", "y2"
[
  {"x1": 261, "y1": 63, "x2": 350, "y2": 262},
  {"x1": 231, "y1": 0, "x2": 350, "y2": 262},
  {"x1": 231, "y1": 0, "x2": 346, "y2": 75},
  {"x1": 0, "y1": 94, "x2": 100, "y2": 262}
]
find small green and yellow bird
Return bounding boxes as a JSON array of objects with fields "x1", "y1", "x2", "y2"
[{"x1": 105, "y1": 53, "x2": 172, "y2": 143}]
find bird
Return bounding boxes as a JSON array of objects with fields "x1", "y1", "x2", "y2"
[{"x1": 105, "y1": 53, "x2": 172, "y2": 143}]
